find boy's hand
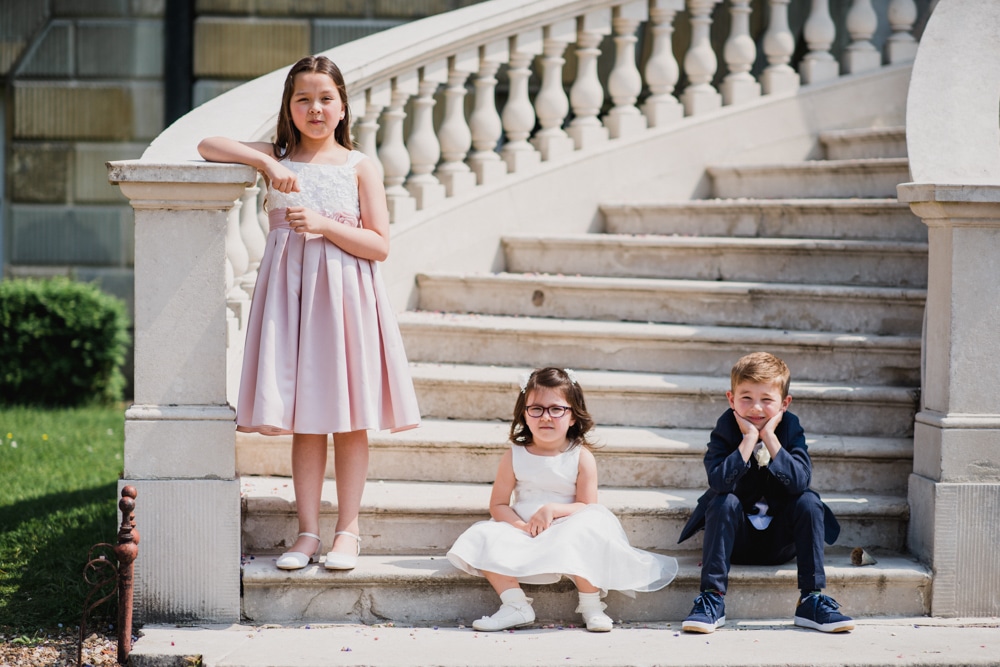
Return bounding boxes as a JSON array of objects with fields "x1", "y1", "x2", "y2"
[
  {"x1": 761, "y1": 410, "x2": 784, "y2": 438},
  {"x1": 527, "y1": 505, "x2": 555, "y2": 537},
  {"x1": 733, "y1": 412, "x2": 760, "y2": 442}
]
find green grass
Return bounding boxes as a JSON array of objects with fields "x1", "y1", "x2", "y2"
[{"x1": 0, "y1": 404, "x2": 125, "y2": 633}]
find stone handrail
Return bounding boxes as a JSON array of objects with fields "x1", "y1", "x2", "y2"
[
  {"x1": 895, "y1": 0, "x2": 1000, "y2": 617},
  {"x1": 107, "y1": 0, "x2": 931, "y2": 622}
]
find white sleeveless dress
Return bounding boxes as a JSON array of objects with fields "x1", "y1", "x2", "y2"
[
  {"x1": 447, "y1": 445, "x2": 678, "y2": 594},
  {"x1": 236, "y1": 150, "x2": 420, "y2": 435}
]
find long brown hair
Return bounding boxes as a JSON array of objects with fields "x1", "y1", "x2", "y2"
[
  {"x1": 273, "y1": 56, "x2": 353, "y2": 159},
  {"x1": 509, "y1": 368, "x2": 595, "y2": 450}
]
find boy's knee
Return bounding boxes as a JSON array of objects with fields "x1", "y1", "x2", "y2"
[
  {"x1": 706, "y1": 493, "x2": 743, "y2": 519},
  {"x1": 791, "y1": 492, "x2": 824, "y2": 517}
]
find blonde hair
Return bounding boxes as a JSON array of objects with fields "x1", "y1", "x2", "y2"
[{"x1": 731, "y1": 352, "x2": 791, "y2": 399}]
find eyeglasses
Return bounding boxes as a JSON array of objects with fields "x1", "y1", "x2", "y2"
[{"x1": 525, "y1": 405, "x2": 572, "y2": 419}]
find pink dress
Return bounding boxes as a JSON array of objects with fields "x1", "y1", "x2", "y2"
[{"x1": 236, "y1": 150, "x2": 420, "y2": 435}]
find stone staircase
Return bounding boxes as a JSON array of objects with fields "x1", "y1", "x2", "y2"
[{"x1": 237, "y1": 126, "x2": 932, "y2": 626}]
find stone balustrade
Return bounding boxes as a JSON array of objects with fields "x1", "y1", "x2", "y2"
[{"x1": 109, "y1": 0, "x2": 932, "y2": 622}]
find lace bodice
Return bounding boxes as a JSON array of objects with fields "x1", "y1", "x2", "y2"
[{"x1": 265, "y1": 151, "x2": 364, "y2": 218}]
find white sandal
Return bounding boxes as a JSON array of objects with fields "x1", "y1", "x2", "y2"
[
  {"x1": 323, "y1": 530, "x2": 361, "y2": 570},
  {"x1": 275, "y1": 532, "x2": 322, "y2": 570}
]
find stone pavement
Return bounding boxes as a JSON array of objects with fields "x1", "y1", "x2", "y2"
[{"x1": 128, "y1": 617, "x2": 999, "y2": 667}]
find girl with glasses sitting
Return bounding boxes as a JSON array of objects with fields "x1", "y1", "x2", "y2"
[{"x1": 447, "y1": 367, "x2": 678, "y2": 632}]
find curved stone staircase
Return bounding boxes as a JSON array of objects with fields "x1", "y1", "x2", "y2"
[{"x1": 238, "y1": 125, "x2": 931, "y2": 625}]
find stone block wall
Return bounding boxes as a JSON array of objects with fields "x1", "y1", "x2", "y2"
[{"x1": 1, "y1": 0, "x2": 486, "y2": 337}]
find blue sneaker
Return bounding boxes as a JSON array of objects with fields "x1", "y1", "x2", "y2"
[
  {"x1": 794, "y1": 592, "x2": 855, "y2": 633},
  {"x1": 682, "y1": 590, "x2": 726, "y2": 633}
]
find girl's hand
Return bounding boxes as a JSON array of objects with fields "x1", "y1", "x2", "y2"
[
  {"x1": 527, "y1": 505, "x2": 556, "y2": 537},
  {"x1": 285, "y1": 206, "x2": 328, "y2": 235},
  {"x1": 264, "y1": 161, "x2": 300, "y2": 194}
]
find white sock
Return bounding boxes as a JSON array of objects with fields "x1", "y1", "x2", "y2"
[
  {"x1": 578, "y1": 591, "x2": 602, "y2": 607},
  {"x1": 500, "y1": 588, "x2": 529, "y2": 607}
]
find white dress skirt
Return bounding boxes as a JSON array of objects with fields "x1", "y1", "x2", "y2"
[{"x1": 447, "y1": 445, "x2": 678, "y2": 595}]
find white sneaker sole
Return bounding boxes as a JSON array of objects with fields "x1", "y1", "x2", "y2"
[{"x1": 682, "y1": 616, "x2": 726, "y2": 633}]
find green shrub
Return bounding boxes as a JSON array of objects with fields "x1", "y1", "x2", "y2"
[{"x1": 0, "y1": 278, "x2": 130, "y2": 406}]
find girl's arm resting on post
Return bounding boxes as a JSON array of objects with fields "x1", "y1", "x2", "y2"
[
  {"x1": 488, "y1": 449, "x2": 529, "y2": 532},
  {"x1": 197, "y1": 137, "x2": 299, "y2": 193},
  {"x1": 313, "y1": 158, "x2": 390, "y2": 261}
]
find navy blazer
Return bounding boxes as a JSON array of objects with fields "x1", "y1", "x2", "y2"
[{"x1": 677, "y1": 409, "x2": 840, "y2": 545}]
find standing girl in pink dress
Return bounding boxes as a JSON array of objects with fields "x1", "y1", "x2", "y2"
[{"x1": 198, "y1": 55, "x2": 420, "y2": 571}]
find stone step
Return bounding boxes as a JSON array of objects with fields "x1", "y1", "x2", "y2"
[
  {"x1": 406, "y1": 364, "x2": 917, "y2": 437},
  {"x1": 820, "y1": 126, "x2": 907, "y2": 160},
  {"x1": 240, "y1": 551, "x2": 930, "y2": 624},
  {"x1": 240, "y1": 477, "x2": 909, "y2": 556},
  {"x1": 415, "y1": 272, "x2": 926, "y2": 336},
  {"x1": 601, "y1": 199, "x2": 926, "y2": 242},
  {"x1": 236, "y1": 419, "x2": 913, "y2": 494},
  {"x1": 396, "y1": 312, "x2": 921, "y2": 385},
  {"x1": 501, "y1": 234, "x2": 927, "y2": 288},
  {"x1": 708, "y1": 158, "x2": 911, "y2": 199}
]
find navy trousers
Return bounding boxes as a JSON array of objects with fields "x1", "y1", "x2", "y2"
[{"x1": 700, "y1": 491, "x2": 827, "y2": 594}]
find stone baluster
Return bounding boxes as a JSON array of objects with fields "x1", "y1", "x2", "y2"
[
  {"x1": 720, "y1": 0, "x2": 760, "y2": 105},
  {"x1": 379, "y1": 74, "x2": 418, "y2": 222},
  {"x1": 681, "y1": 0, "x2": 723, "y2": 115},
  {"x1": 568, "y1": 10, "x2": 612, "y2": 150},
  {"x1": 225, "y1": 199, "x2": 250, "y2": 323},
  {"x1": 605, "y1": 1, "x2": 649, "y2": 138},
  {"x1": 238, "y1": 183, "x2": 263, "y2": 300},
  {"x1": 531, "y1": 20, "x2": 576, "y2": 161},
  {"x1": 501, "y1": 30, "x2": 543, "y2": 174},
  {"x1": 843, "y1": 0, "x2": 881, "y2": 74},
  {"x1": 886, "y1": 0, "x2": 918, "y2": 63},
  {"x1": 356, "y1": 84, "x2": 389, "y2": 181},
  {"x1": 643, "y1": 0, "x2": 684, "y2": 128},
  {"x1": 435, "y1": 50, "x2": 478, "y2": 197},
  {"x1": 468, "y1": 40, "x2": 509, "y2": 186},
  {"x1": 761, "y1": 0, "x2": 800, "y2": 95},
  {"x1": 800, "y1": 0, "x2": 839, "y2": 84},
  {"x1": 405, "y1": 62, "x2": 447, "y2": 210}
]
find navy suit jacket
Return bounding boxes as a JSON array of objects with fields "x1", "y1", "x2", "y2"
[{"x1": 677, "y1": 409, "x2": 840, "y2": 545}]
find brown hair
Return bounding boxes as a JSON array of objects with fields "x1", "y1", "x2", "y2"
[
  {"x1": 730, "y1": 352, "x2": 791, "y2": 399},
  {"x1": 509, "y1": 367, "x2": 595, "y2": 450},
  {"x1": 273, "y1": 56, "x2": 353, "y2": 159}
]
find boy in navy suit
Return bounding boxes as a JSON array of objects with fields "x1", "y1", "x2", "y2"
[{"x1": 677, "y1": 352, "x2": 853, "y2": 633}]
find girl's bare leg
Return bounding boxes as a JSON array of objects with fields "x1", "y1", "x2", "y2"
[
  {"x1": 483, "y1": 571, "x2": 522, "y2": 596},
  {"x1": 329, "y1": 429, "x2": 370, "y2": 556},
  {"x1": 289, "y1": 433, "x2": 328, "y2": 554},
  {"x1": 574, "y1": 576, "x2": 599, "y2": 594}
]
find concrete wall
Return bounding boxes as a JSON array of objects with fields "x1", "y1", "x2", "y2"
[{"x1": 0, "y1": 0, "x2": 482, "y2": 318}]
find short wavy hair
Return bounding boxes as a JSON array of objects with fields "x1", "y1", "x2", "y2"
[
  {"x1": 730, "y1": 352, "x2": 791, "y2": 398},
  {"x1": 509, "y1": 367, "x2": 595, "y2": 450}
]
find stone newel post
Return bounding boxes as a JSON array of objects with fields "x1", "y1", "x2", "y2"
[
  {"x1": 107, "y1": 160, "x2": 255, "y2": 622},
  {"x1": 896, "y1": 0, "x2": 1000, "y2": 618}
]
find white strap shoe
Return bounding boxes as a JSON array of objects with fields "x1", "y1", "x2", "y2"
[
  {"x1": 577, "y1": 598, "x2": 613, "y2": 632},
  {"x1": 323, "y1": 530, "x2": 361, "y2": 570},
  {"x1": 275, "y1": 532, "x2": 321, "y2": 570},
  {"x1": 472, "y1": 596, "x2": 535, "y2": 631}
]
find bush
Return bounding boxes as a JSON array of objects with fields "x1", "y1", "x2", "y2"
[{"x1": 0, "y1": 278, "x2": 130, "y2": 406}]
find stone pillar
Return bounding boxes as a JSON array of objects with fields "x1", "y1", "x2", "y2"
[
  {"x1": 107, "y1": 160, "x2": 254, "y2": 623},
  {"x1": 897, "y1": 183, "x2": 1000, "y2": 617}
]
